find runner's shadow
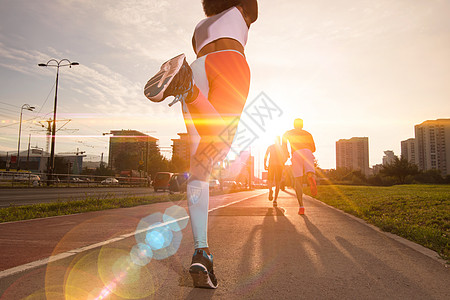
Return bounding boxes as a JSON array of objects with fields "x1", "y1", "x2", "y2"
[
  {"x1": 334, "y1": 236, "x2": 433, "y2": 299},
  {"x1": 184, "y1": 285, "x2": 216, "y2": 299}
]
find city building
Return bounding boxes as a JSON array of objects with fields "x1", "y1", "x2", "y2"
[
  {"x1": 0, "y1": 148, "x2": 86, "y2": 175},
  {"x1": 401, "y1": 138, "x2": 416, "y2": 164},
  {"x1": 107, "y1": 130, "x2": 158, "y2": 172},
  {"x1": 372, "y1": 164, "x2": 383, "y2": 175},
  {"x1": 171, "y1": 133, "x2": 190, "y2": 162},
  {"x1": 414, "y1": 119, "x2": 450, "y2": 176},
  {"x1": 382, "y1": 150, "x2": 396, "y2": 166},
  {"x1": 336, "y1": 137, "x2": 370, "y2": 176}
]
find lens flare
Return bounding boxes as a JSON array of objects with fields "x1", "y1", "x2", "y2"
[
  {"x1": 163, "y1": 205, "x2": 189, "y2": 232},
  {"x1": 98, "y1": 247, "x2": 157, "y2": 299},
  {"x1": 135, "y1": 212, "x2": 164, "y2": 245},
  {"x1": 64, "y1": 250, "x2": 108, "y2": 300},
  {"x1": 145, "y1": 223, "x2": 173, "y2": 250},
  {"x1": 130, "y1": 243, "x2": 153, "y2": 266}
]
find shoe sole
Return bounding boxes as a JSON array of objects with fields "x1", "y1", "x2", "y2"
[
  {"x1": 189, "y1": 264, "x2": 218, "y2": 289},
  {"x1": 144, "y1": 54, "x2": 185, "y2": 102}
]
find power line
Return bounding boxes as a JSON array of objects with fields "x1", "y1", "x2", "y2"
[
  {"x1": 0, "y1": 107, "x2": 20, "y2": 114},
  {"x1": 0, "y1": 101, "x2": 20, "y2": 109}
]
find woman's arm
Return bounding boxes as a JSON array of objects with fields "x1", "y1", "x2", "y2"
[{"x1": 238, "y1": 0, "x2": 258, "y2": 26}]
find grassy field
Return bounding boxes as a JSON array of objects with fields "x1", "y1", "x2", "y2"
[
  {"x1": 0, "y1": 193, "x2": 186, "y2": 223},
  {"x1": 313, "y1": 184, "x2": 449, "y2": 261}
]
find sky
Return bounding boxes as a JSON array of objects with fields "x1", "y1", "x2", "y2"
[{"x1": 1, "y1": 0, "x2": 449, "y2": 173}]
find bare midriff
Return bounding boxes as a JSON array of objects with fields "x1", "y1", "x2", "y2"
[{"x1": 197, "y1": 38, "x2": 245, "y2": 58}]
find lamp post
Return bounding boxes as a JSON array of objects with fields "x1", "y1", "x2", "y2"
[
  {"x1": 38, "y1": 59, "x2": 79, "y2": 183},
  {"x1": 17, "y1": 104, "x2": 35, "y2": 170}
]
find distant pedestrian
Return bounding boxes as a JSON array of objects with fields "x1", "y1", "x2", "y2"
[
  {"x1": 282, "y1": 119, "x2": 317, "y2": 215},
  {"x1": 264, "y1": 136, "x2": 285, "y2": 206}
]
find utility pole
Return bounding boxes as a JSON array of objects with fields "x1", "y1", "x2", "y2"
[
  {"x1": 26, "y1": 134, "x2": 31, "y2": 170},
  {"x1": 17, "y1": 104, "x2": 35, "y2": 170},
  {"x1": 38, "y1": 59, "x2": 79, "y2": 184}
]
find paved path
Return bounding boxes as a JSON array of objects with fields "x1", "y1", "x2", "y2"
[{"x1": 0, "y1": 189, "x2": 448, "y2": 299}]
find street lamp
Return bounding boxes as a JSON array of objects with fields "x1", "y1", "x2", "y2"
[
  {"x1": 17, "y1": 104, "x2": 35, "y2": 169},
  {"x1": 38, "y1": 59, "x2": 79, "y2": 183}
]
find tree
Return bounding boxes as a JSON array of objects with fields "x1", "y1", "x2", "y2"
[
  {"x1": 170, "y1": 155, "x2": 189, "y2": 173},
  {"x1": 114, "y1": 151, "x2": 139, "y2": 172},
  {"x1": 381, "y1": 156, "x2": 418, "y2": 184},
  {"x1": 147, "y1": 152, "x2": 169, "y2": 178},
  {"x1": 414, "y1": 169, "x2": 444, "y2": 184},
  {"x1": 95, "y1": 163, "x2": 115, "y2": 177}
]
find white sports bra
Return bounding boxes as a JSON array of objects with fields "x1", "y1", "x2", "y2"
[{"x1": 194, "y1": 6, "x2": 248, "y2": 55}]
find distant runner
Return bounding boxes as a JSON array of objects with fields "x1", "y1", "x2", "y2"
[
  {"x1": 264, "y1": 136, "x2": 285, "y2": 206},
  {"x1": 282, "y1": 119, "x2": 317, "y2": 215}
]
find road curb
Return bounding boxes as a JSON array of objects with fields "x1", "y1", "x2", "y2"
[{"x1": 306, "y1": 195, "x2": 448, "y2": 267}]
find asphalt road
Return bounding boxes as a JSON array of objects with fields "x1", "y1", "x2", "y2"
[
  {"x1": 0, "y1": 187, "x2": 156, "y2": 207},
  {"x1": 0, "y1": 189, "x2": 448, "y2": 299}
]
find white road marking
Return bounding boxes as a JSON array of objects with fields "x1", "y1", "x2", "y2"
[{"x1": 0, "y1": 191, "x2": 266, "y2": 279}]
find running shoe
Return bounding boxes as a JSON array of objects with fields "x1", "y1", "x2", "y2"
[
  {"x1": 144, "y1": 54, "x2": 193, "y2": 106},
  {"x1": 189, "y1": 249, "x2": 218, "y2": 289},
  {"x1": 273, "y1": 200, "x2": 277, "y2": 207},
  {"x1": 268, "y1": 190, "x2": 273, "y2": 201},
  {"x1": 298, "y1": 207, "x2": 305, "y2": 215},
  {"x1": 308, "y1": 176, "x2": 317, "y2": 196}
]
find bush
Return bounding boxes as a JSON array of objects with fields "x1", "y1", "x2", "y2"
[{"x1": 414, "y1": 170, "x2": 445, "y2": 184}]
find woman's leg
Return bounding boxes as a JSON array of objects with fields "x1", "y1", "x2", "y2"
[{"x1": 183, "y1": 51, "x2": 250, "y2": 251}]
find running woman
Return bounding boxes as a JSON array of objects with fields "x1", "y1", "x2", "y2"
[
  {"x1": 264, "y1": 136, "x2": 285, "y2": 206},
  {"x1": 282, "y1": 119, "x2": 317, "y2": 215},
  {"x1": 144, "y1": 0, "x2": 258, "y2": 289}
]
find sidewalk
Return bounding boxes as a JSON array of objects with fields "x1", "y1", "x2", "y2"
[{"x1": 0, "y1": 189, "x2": 449, "y2": 299}]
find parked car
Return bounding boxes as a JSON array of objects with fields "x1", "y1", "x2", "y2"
[
  {"x1": 152, "y1": 172, "x2": 173, "y2": 192},
  {"x1": 222, "y1": 180, "x2": 238, "y2": 191},
  {"x1": 0, "y1": 172, "x2": 41, "y2": 185},
  {"x1": 101, "y1": 177, "x2": 119, "y2": 185},
  {"x1": 209, "y1": 179, "x2": 220, "y2": 190},
  {"x1": 168, "y1": 173, "x2": 189, "y2": 193}
]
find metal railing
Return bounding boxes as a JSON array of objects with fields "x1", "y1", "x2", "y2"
[{"x1": 0, "y1": 171, "x2": 149, "y2": 188}]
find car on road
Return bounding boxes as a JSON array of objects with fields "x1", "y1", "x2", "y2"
[
  {"x1": 209, "y1": 179, "x2": 220, "y2": 191},
  {"x1": 152, "y1": 172, "x2": 173, "y2": 192},
  {"x1": 101, "y1": 177, "x2": 119, "y2": 185},
  {"x1": 222, "y1": 180, "x2": 238, "y2": 191},
  {"x1": 0, "y1": 171, "x2": 41, "y2": 186},
  {"x1": 168, "y1": 173, "x2": 189, "y2": 193}
]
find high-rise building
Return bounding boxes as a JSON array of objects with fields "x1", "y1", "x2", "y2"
[
  {"x1": 107, "y1": 130, "x2": 158, "y2": 171},
  {"x1": 382, "y1": 150, "x2": 396, "y2": 166},
  {"x1": 336, "y1": 137, "x2": 369, "y2": 176},
  {"x1": 401, "y1": 138, "x2": 416, "y2": 164},
  {"x1": 171, "y1": 133, "x2": 190, "y2": 162},
  {"x1": 414, "y1": 119, "x2": 450, "y2": 176}
]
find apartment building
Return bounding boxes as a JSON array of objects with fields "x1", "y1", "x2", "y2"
[
  {"x1": 171, "y1": 133, "x2": 190, "y2": 162},
  {"x1": 414, "y1": 119, "x2": 450, "y2": 176},
  {"x1": 107, "y1": 130, "x2": 158, "y2": 171},
  {"x1": 336, "y1": 137, "x2": 370, "y2": 176},
  {"x1": 401, "y1": 138, "x2": 416, "y2": 164}
]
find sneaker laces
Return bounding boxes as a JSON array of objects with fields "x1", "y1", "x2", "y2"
[{"x1": 168, "y1": 63, "x2": 193, "y2": 107}]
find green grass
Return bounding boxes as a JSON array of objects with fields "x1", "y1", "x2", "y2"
[
  {"x1": 314, "y1": 184, "x2": 450, "y2": 261},
  {"x1": 0, "y1": 193, "x2": 186, "y2": 223}
]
